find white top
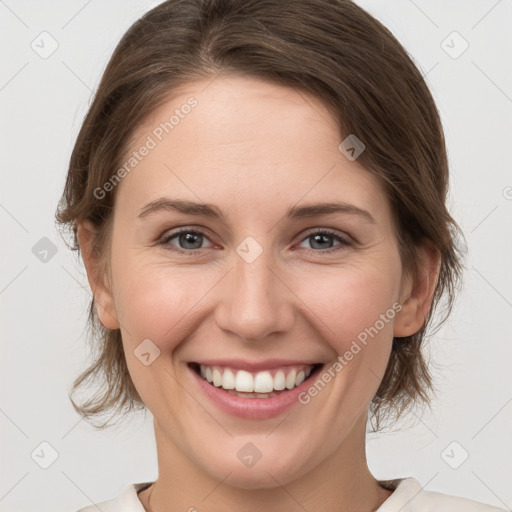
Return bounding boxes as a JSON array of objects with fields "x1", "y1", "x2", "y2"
[{"x1": 75, "y1": 477, "x2": 507, "y2": 512}]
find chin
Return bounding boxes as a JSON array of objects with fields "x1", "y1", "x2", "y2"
[{"x1": 196, "y1": 438, "x2": 315, "y2": 490}]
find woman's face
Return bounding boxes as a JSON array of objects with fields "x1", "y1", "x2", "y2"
[{"x1": 88, "y1": 75, "x2": 420, "y2": 488}]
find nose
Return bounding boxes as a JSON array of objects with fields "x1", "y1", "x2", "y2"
[{"x1": 214, "y1": 244, "x2": 295, "y2": 342}]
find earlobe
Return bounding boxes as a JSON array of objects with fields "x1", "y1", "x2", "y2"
[
  {"x1": 76, "y1": 221, "x2": 120, "y2": 331},
  {"x1": 393, "y1": 245, "x2": 440, "y2": 338}
]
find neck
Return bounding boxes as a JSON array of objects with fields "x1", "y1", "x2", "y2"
[{"x1": 142, "y1": 413, "x2": 392, "y2": 512}]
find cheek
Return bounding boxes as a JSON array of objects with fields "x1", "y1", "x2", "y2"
[
  {"x1": 111, "y1": 258, "x2": 214, "y2": 409},
  {"x1": 111, "y1": 254, "x2": 217, "y2": 348},
  {"x1": 292, "y1": 258, "x2": 401, "y2": 363}
]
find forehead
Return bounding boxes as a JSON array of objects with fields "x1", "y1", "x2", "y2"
[
  {"x1": 114, "y1": 75, "x2": 389, "y2": 224},
  {"x1": 136, "y1": 74, "x2": 341, "y2": 153}
]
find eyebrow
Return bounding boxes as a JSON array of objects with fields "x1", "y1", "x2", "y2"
[{"x1": 137, "y1": 198, "x2": 376, "y2": 224}]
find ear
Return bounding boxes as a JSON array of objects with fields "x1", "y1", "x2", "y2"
[
  {"x1": 76, "y1": 220, "x2": 120, "y2": 331},
  {"x1": 394, "y1": 244, "x2": 440, "y2": 337}
]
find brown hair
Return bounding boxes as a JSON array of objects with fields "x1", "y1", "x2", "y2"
[{"x1": 55, "y1": 0, "x2": 464, "y2": 430}]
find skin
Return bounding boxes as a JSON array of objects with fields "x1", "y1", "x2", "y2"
[{"x1": 78, "y1": 75, "x2": 439, "y2": 512}]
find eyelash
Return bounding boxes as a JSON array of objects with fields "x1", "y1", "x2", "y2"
[{"x1": 158, "y1": 227, "x2": 352, "y2": 255}]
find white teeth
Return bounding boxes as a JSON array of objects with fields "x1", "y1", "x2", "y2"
[
  {"x1": 285, "y1": 369, "x2": 297, "y2": 389},
  {"x1": 254, "y1": 371, "x2": 274, "y2": 393},
  {"x1": 235, "y1": 370, "x2": 254, "y2": 392},
  {"x1": 197, "y1": 364, "x2": 317, "y2": 394},
  {"x1": 274, "y1": 370, "x2": 286, "y2": 390},
  {"x1": 212, "y1": 368, "x2": 222, "y2": 387},
  {"x1": 222, "y1": 369, "x2": 235, "y2": 390}
]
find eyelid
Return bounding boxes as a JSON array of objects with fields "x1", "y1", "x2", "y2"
[
  {"x1": 299, "y1": 227, "x2": 352, "y2": 244},
  {"x1": 158, "y1": 225, "x2": 353, "y2": 254},
  {"x1": 159, "y1": 226, "x2": 216, "y2": 250},
  {"x1": 294, "y1": 228, "x2": 352, "y2": 254}
]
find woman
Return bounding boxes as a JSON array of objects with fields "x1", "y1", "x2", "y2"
[{"x1": 55, "y1": 0, "x2": 506, "y2": 510}]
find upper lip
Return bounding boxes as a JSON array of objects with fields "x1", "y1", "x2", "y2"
[{"x1": 190, "y1": 359, "x2": 323, "y2": 371}]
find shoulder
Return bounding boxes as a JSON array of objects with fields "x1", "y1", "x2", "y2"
[
  {"x1": 74, "y1": 482, "x2": 152, "y2": 512},
  {"x1": 377, "y1": 477, "x2": 507, "y2": 512}
]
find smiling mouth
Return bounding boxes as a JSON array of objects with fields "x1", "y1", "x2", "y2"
[{"x1": 188, "y1": 362, "x2": 324, "y2": 398}]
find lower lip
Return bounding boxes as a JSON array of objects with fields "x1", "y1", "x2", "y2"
[{"x1": 189, "y1": 364, "x2": 322, "y2": 420}]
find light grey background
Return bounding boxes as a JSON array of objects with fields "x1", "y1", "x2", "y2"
[{"x1": 1, "y1": 1, "x2": 511, "y2": 511}]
